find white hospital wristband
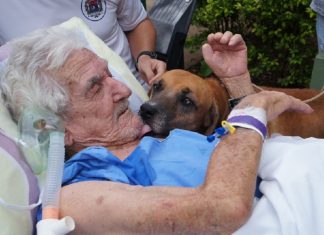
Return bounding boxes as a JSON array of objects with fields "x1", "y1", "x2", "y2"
[{"x1": 227, "y1": 107, "x2": 267, "y2": 140}]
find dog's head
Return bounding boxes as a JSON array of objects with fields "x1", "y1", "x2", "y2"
[{"x1": 139, "y1": 69, "x2": 230, "y2": 137}]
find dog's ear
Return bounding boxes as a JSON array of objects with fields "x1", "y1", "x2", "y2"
[
  {"x1": 205, "y1": 78, "x2": 230, "y2": 121},
  {"x1": 203, "y1": 100, "x2": 220, "y2": 135}
]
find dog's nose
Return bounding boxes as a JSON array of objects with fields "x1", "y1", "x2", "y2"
[{"x1": 139, "y1": 102, "x2": 158, "y2": 121}]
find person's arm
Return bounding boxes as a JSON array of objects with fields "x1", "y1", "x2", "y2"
[
  {"x1": 60, "y1": 91, "x2": 312, "y2": 235},
  {"x1": 59, "y1": 31, "x2": 313, "y2": 234},
  {"x1": 126, "y1": 18, "x2": 166, "y2": 85},
  {"x1": 60, "y1": 130, "x2": 261, "y2": 235},
  {"x1": 126, "y1": 17, "x2": 156, "y2": 59}
]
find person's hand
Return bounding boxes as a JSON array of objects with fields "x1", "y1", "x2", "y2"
[
  {"x1": 137, "y1": 56, "x2": 166, "y2": 85},
  {"x1": 202, "y1": 31, "x2": 248, "y2": 79},
  {"x1": 236, "y1": 91, "x2": 313, "y2": 121}
]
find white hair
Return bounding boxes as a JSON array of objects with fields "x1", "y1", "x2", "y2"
[{"x1": 0, "y1": 26, "x2": 89, "y2": 122}]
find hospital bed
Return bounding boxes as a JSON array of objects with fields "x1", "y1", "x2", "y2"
[{"x1": 1, "y1": 17, "x2": 324, "y2": 235}]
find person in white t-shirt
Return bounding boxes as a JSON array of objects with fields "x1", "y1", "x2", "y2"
[{"x1": 0, "y1": 0, "x2": 166, "y2": 87}]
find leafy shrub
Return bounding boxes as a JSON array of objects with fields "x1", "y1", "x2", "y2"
[{"x1": 187, "y1": 0, "x2": 317, "y2": 87}]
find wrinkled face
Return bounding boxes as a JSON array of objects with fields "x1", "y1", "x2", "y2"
[
  {"x1": 139, "y1": 70, "x2": 219, "y2": 137},
  {"x1": 56, "y1": 49, "x2": 147, "y2": 148}
]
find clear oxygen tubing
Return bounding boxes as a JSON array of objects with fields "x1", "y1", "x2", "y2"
[
  {"x1": 41, "y1": 131, "x2": 65, "y2": 219},
  {"x1": 37, "y1": 131, "x2": 76, "y2": 234},
  {"x1": 17, "y1": 107, "x2": 74, "y2": 234},
  {"x1": 37, "y1": 130, "x2": 75, "y2": 234}
]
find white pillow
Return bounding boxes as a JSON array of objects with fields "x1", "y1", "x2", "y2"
[{"x1": 0, "y1": 101, "x2": 39, "y2": 235}]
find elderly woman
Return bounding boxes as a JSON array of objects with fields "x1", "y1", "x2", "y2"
[{"x1": 1, "y1": 26, "x2": 323, "y2": 235}]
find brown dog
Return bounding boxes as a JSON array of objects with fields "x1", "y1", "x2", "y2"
[{"x1": 139, "y1": 69, "x2": 324, "y2": 138}]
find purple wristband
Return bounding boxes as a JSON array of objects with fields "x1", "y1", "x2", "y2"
[{"x1": 227, "y1": 115, "x2": 267, "y2": 139}]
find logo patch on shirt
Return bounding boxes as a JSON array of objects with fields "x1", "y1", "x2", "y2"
[{"x1": 81, "y1": 0, "x2": 106, "y2": 21}]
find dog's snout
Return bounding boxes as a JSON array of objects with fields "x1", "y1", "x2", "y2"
[{"x1": 139, "y1": 102, "x2": 159, "y2": 121}]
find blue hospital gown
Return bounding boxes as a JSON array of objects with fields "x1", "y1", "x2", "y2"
[{"x1": 63, "y1": 129, "x2": 219, "y2": 187}]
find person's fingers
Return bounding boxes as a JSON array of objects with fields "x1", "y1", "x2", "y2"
[
  {"x1": 237, "y1": 91, "x2": 313, "y2": 121},
  {"x1": 141, "y1": 60, "x2": 167, "y2": 85},
  {"x1": 271, "y1": 97, "x2": 313, "y2": 121},
  {"x1": 208, "y1": 32, "x2": 241, "y2": 45},
  {"x1": 202, "y1": 43, "x2": 213, "y2": 63},
  {"x1": 229, "y1": 34, "x2": 244, "y2": 46},
  {"x1": 286, "y1": 96, "x2": 313, "y2": 113},
  {"x1": 139, "y1": 65, "x2": 154, "y2": 84},
  {"x1": 148, "y1": 62, "x2": 166, "y2": 85},
  {"x1": 220, "y1": 31, "x2": 233, "y2": 44},
  {"x1": 148, "y1": 75, "x2": 160, "y2": 85},
  {"x1": 207, "y1": 33, "x2": 215, "y2": 43},
  {"x1": 267, "y1": 91, "x2": 312, "y2": 112},
  {"x1": 155, "y1": 61, "x2": 166, "y2": 75},
  {"x1": 207, "y1": 32, "x2": 223, "y2": 45},
  {"x1": 266, "y1": 92, "x2": 313, "y2": 120},
  {"x1": 214, "y1": 32, "x2": 224, "y2": 40}
]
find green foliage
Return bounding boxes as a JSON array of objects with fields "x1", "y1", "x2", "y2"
[
  {"x1": 187, "y1": 0, "x2": 317, "y2": 87},
  {"x1": 199, "y1": 60, "x2": 213, "y2": 77}
]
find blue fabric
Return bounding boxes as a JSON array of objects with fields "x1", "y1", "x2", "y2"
[
  {"x1": 37, "y1": 129, "x2": 263, "y2": 221},
  {"x1": 317, "y1": 14, "x2": 324, "y2": 53},
  {"x1": 311, "y1": 0, "x2": 324, "y2": 17},
  {"x1": 37, "y1": 129, "x2": 218, "y2": 221},
  {"x1": 63, "y1": 129, "x2": 219, "y2": 187},
  {"x1": 311, "y1": 0, "x2": 324, "y2": 52}
]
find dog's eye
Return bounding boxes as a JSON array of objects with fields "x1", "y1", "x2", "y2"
[
  {"x1": 152, "y1": 81, "x2": 162, "y2": 92},
  {"x1": 181, "y1": 97, "x2": 194, "y2": 106}
]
